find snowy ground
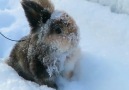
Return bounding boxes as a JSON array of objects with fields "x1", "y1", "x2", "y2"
[
  {"x1": 0, "y1": 0, "x2": 129, "y2": 90},
  {"x1": 86, "y1": 0, "x2": 129, "y2": 14}
]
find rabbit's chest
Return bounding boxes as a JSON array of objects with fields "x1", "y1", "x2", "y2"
[{"x1": 42, "y1": 51, "x2": 69, "y2": 77}]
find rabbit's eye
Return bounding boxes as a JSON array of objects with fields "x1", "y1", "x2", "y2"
[{"x1": 54, "y1": 26, "x2": 62, "y2": 34}]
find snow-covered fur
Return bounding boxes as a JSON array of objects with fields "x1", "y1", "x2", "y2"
[{"x1": 7, "y1": 0, "x2": 80, "y2": 89}]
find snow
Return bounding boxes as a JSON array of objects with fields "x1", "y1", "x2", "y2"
[
  {"x1": 86, "y1": 0, "x2": 129, "y2": 14},
  {"x1": 51, "y1": 10, "x2": 64, "y2": 20},
  {"x1": 0, "y1": 0, "x2": 129, "y2": 90},
  {"x1": 0, "y1": 0, "x2": 29, "y2": 58}
]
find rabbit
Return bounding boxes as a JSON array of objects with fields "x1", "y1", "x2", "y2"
[{"x1": 6, "y1": 0, "x2": 80, "y2": 89}]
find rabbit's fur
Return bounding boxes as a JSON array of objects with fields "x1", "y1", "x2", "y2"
[{"x1": 7, "y1": 0, "x2": 80, "y2": 89}]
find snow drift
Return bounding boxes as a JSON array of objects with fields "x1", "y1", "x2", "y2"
[{"x1": 86, "y1": 0, "x2": 129, "y2": 14}]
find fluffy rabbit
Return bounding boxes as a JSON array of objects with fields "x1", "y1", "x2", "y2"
[{"x1": 7, "y1": 0, "x2": 80, "y2": 89}]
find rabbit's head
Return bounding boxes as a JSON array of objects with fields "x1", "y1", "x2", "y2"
[{"x1": 40, "y1": 10, "x2": 79, "y2": 53}]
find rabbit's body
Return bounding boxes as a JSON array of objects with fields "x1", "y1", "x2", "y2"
[{"x1": 7, "y1": 0, "x2": 80, "y2": 89}]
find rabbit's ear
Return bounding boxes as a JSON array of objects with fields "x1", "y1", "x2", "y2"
[{"x1": 21, "y1": 0, "x2": 51, "y2": 30}]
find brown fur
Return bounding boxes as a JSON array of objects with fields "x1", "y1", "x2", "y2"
[
  {"x1": 29, "y1": 0, "x2": 54, "y2": 13},
  {"x1": 7, "y1": 0, "x2": 80, "y2": 89}
]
